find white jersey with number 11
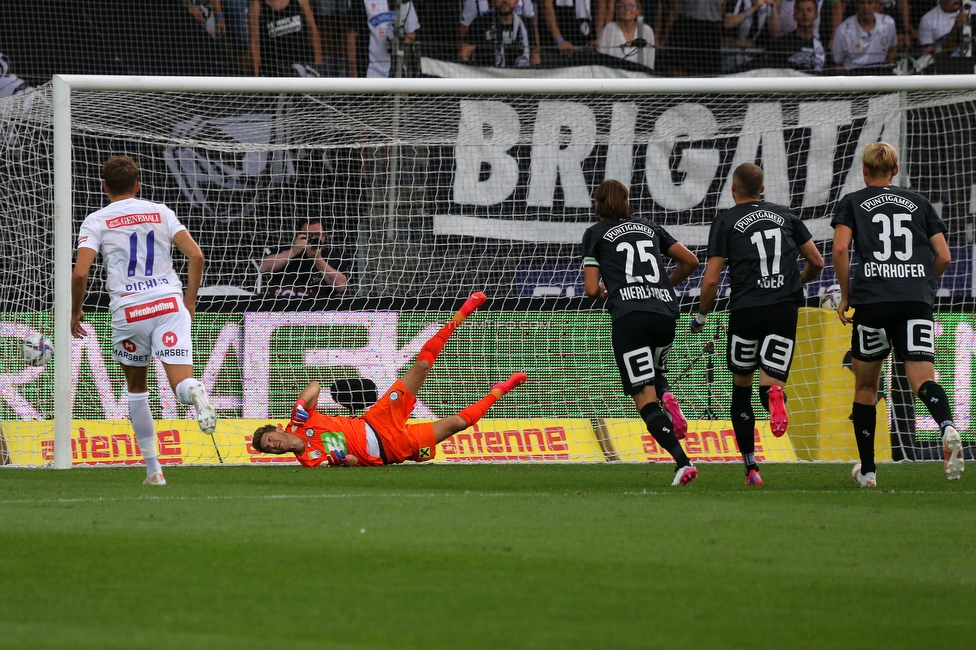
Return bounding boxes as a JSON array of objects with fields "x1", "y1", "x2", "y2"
[{"x1": 77, "y1": 197, "x2": 186, "y2": 312}]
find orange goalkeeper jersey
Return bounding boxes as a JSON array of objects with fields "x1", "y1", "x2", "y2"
[{"x1": 287, "y1": 411, "x2": 383, "y2": 467}]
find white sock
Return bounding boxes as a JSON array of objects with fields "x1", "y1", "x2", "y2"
[
  {"x1": 174, "y1": 378, "x2": 201, "y2": 405},
  {"x1": 129, "y1": 392, "x2": 160, "y2": 477}
]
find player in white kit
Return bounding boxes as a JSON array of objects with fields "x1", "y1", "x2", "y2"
[{"x1": 70, "y1": 156, "x2": 217, "y2": 486}]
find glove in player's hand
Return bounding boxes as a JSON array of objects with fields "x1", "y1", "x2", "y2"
[
  {"x1": 326, "y1": 449, "x2": 348, "y2": 467},
  {"x1": 291, "y1": 399, "x2": 310, "y2": 427}
]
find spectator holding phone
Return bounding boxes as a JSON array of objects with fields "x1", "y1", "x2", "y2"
[{"x1": 259, "y1": 218, "x2": 347, "y2": 298}]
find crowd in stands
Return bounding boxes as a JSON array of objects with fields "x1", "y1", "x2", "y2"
[
  {"x1": 3, "y1": 4, "x2": 975, "y2": 308},
  {"x1": 2, "y1": 0, "x2": 976, "y2": 82}
]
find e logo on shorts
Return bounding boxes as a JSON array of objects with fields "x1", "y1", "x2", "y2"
[
  {"x1": 389, "y1": 391, "x2": 399, "y2": 402},
  {"x1": 123, "y1": 340, "x2": 137, "y2": 353},
  {"x1": 622, "y1": 347, "x2": 656, "y2": 383},
  {"x1": 729, "y1": 335, "x2": 759, "y2": 369},
  {"x1": 906, "y1": 319, "x2": 934, "y2": 354},
  {"x1": 760, "y1": 335, "x2": 794, "y2": 373},
  {"x1": 162, "y1": 331, "x2": 178, "y2": 347},
  {"x1": 857, "y1": 324, "x2": 890, "y2": 357}
]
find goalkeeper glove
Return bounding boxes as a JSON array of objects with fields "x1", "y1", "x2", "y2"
[
  {"x1": 291, "y1": 399, "x2": 310, "y2": 427},
  {"x1": 325, "y1": 449, "x2": 348, "y2": 467}
]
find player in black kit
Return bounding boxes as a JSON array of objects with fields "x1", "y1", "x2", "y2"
[
  {"x1": 582, "y1": 180, "x2": 702, "y2": 486},
  {"x1": 832, "y1": 142, "x2": 964, "y2": 487},
  {"x1": 693, "y1": 163, "x2": 824, "y2": 486}
]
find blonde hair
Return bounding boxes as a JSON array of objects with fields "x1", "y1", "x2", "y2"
[{"x1": 862, "y1": 142, "x2": 899, "y2": 179}]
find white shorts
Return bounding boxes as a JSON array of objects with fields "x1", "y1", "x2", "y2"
[{"x1": 111, "y1": 295, "x2": 193, "y2": 367}]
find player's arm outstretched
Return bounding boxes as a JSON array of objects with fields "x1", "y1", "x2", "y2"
[
  {"x1": 70, "y1": 247, "x2": 99, "y2": 338},
  {"x1": 173, "y1": 230, "x2": 205, "y2": 319}
]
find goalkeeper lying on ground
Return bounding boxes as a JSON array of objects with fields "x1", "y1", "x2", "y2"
[{"x1": 250, "y1": 292, "x2": 527, "y2": 466}]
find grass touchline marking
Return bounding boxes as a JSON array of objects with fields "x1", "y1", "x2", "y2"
[
  {"x1": 621, "y1": 490, "x2": 976, "y2": 496},
  {"x1": 2, "y1": 488, "x2": 973, "y2": 506},
  {"x1": 0, "y1": 492, "x2": 557, "y2": 505}
]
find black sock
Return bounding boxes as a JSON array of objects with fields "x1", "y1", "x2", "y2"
[
  {"x1": 851, "y1": 402, "x2": 877, "y2": 474},
  {"x1": 731, "y1": 385, "x2": 757, "y2": 473},
  {"x1": 655, "y1": 374, "x2": 671, "y2": 398},
  {"x1": 918, "y1": 381, "x2": 954, "y2": 435},
  {"x1": 640, "y1": 402, "x2": 690, "y2": 467}
]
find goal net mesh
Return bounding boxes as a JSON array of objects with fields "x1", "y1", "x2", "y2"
[{"x1": 1, "y1": 83, "x2": 973, "y2": 466}]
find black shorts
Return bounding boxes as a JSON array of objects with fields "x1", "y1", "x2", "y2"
[
  {"x1": 851, "y1": 302, "x2": 935, "y2": 363},
  {"x1": 611, "y1": 311, "x2": 676, "y2": 395},
  {"x1": 726, "y1": 302, "x2": 798, "y2": 382}
]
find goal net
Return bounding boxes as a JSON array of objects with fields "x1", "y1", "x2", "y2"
[{"x1": 1, "y1": 76, "x2": 974, "y2": 467}]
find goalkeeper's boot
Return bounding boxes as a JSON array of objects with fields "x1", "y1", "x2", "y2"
[
  {"x1": 768, "y1": 385, "x2": 788, "y2": 437},
  {"x1": 457, "y1": 291, "x2": 487, "y2": 321},
  {"x1": 143, "y1": 470, "x2": 166, "y2": 486},
  {"x1": 672, "y1": 464, "x2": 698, "y2": 487},
  {"x1": 661, "y1": 392, "x2": 688, "y2": 441},
  {"x1": 419, "y1": 292, "x2": 487, "y2": 367},
  {"x1": 492, "y1": 372, "x2": 527, "y2": 397},
  {"x1": 444, "y1": 292, "x2": 487, "y2": 336},
  {"x1": 188, "y1": 381, "x2": 217, "y2": 435},
  {"x1": 943, "y1": 426, "x2": 965, "y2": 481},
  {"x1": 744, "y1": 469, "x2": 764, "y2": 486},
  {"x1": 458, "y1": 373, "x2": 527, "y2": 427},
  {"x1": 852, "y1": 463, "x2": 876, "y2": 488}
]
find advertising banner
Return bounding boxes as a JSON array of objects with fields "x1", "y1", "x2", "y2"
[
  {"x1": 1, "y1": 309, "x2": 973, "y2": 464},
  {"x1": 600, "y1": 419, "x2": 799, "y2": 463},
  {"x1": 1, "y1": 418, "x2": 604, "y2": 466},
  {"x1": 432, "y1": 419, "x2": 603, "y2": 462},
  {"x1": 159, "y1": 94, "x2": 907, "y2": 238},
  {"x1": 0, "y1": 417, "x2": 794, "y2": 466}
]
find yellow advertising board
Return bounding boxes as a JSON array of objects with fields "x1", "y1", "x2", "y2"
[
  {"x1": 1, "y1": 418, "x2": 606, "y2": 466},
  {"x1": 792, "y1": 308, "x2": 892, "y2": 462},
  {"x1": 600, "y1": 419, "x2": 799, "y2": 463},
  {"x1": 430, "y1": 419, "x2": 605, "y2": 462},
  {"x1": 0, "y1": 419, "x2": 289, "y2": 467}
]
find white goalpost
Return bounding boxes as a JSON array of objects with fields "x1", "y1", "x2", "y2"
[{"x1": 2, "y1": 73, "x2": 974, "y2": 468}]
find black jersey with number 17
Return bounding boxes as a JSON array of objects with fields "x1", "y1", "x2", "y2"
[
  {"x1": 707, "y1": 201, "x2": 813, "y2": 310},
  {"x1": 581, "y1": 218, "x2": 680, "y2": 321},
  {"x1": 830, "y1": 185, "x2": 947, "y2": 307}
]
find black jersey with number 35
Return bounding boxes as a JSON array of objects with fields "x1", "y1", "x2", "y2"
[
  {"x1": 707, "y1": 201, "x2": 812, "y2": 310},
  {"x1": 831, "y1": 185, "x2": 947, "y2": 307},
  {"x1": 581, "y1": 218, "x2": 680, "y2": 320}
]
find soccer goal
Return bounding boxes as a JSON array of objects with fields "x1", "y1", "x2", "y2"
[{"x1": 1, "y1": 74, "x2": 975, "y2": 468}]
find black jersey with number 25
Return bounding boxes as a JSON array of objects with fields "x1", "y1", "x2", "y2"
[
  {"x1": 831, "y1": 185, "x2": 947, "y2": 308},
  {"x1": 707, "y1": 201, "x2": 813, "y2": 311},
  {"x1": 581, "y1": 218, "x2": 680, "y2": 321}
]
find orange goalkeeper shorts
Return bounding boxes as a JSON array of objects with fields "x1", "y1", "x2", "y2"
[{"x1": 363, "y1": 379, "x2": 437, "y2": 464}]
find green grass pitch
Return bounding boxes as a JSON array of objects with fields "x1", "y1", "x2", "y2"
[{"x1": 1, "y1": 464, "x2": 974, "y2": 649}]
